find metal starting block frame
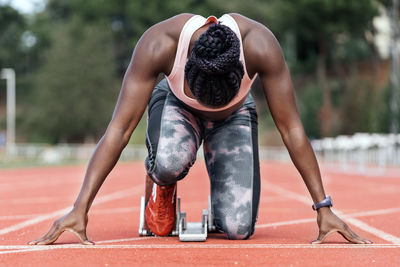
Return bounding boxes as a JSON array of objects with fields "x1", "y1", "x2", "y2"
[{"x1": 138, "y1": 195, "x2": 217, "y2": 242}]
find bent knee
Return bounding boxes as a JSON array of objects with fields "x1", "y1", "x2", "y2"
[
  {"x1": 151, "y1": 157, "x2": 190, "y2": 185},
  {"x1": 217, "y1": 219, "x2": 254, "y2": 240},
  {"x1": 226, "y1": 226, "x2": 254, "y2": 240}
]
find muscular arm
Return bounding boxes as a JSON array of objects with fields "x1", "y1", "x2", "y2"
[
  {"x1": 72, "y1": 14, "x2": 192, "y2": 213},
  {"x1": 74, "y1": 27, "x2": 169, "y2": 213},
  {"x1": 244, "y1": 22, "x2": 370, "y2": 244},
  {"x1": 246, "y1": 25, "x2": 326, "y2": 205},
  {"x1": 29, "y1": 20, "x2": 178, "y2": 245}
]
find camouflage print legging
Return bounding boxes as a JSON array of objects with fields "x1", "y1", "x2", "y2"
[{"x1": 145, "y1": 79, "x2": 260, "y2": 240}]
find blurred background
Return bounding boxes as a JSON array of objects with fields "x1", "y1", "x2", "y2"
[{"x1": 0, "y1": 0, "x2": 399, "y2": 173}]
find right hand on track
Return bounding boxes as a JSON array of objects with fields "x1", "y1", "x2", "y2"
[
  {"x1": 28, "y1": 209, "x2": 94, "y2": 245},
  {"x1": 311, "y1": 208, "x2": 372, "y2": 244}
]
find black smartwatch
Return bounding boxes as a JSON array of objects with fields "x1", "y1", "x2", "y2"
[{"x1": 312, "y1": 196, "x2": 333, "y2": 210}]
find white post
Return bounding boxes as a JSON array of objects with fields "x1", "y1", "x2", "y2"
[{"x1": 1, "y1": 68, "x2": 16, "y2": 157}]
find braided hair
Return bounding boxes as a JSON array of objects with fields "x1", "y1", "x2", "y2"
[{"x1": 184, "y1": 22, "x2": 244, "y2": 107}]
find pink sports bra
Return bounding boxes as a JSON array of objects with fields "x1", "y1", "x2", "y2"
[{"x1": 166, "y1": 14, "x2": 257, "y2": 112}]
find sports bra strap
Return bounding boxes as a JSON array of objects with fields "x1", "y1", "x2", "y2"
[
  {"x1": 167, "y1": 14, "x2": 257, "y2": 112},
  {"x1": 168, "y1": 15, "x2": 217, "y2": 80}
]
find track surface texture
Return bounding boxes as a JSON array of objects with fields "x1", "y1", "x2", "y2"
[{"x1": 0, "y1": 161, "x2": 399, "y2": 266}]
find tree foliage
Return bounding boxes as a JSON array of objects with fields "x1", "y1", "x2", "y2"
[
  {"x1": 0, "y1": 0, "x2": 397, "y2": 144},
  {"x1": 28, "y1": 19, "x2": 118, "y2": 143},
  {"x1": 271, "y1": 0, "x2": 383, "y2": 136},
  {"x1": 0, "y1": 5, "x2": 26, "y2": 69}
]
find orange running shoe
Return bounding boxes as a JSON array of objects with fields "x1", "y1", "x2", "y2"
[{"x1": 145, "y1": 183, "x2": 176, "y2": 236}]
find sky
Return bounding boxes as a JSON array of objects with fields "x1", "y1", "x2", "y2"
[{"x1": 0, "y1": 0, "x2": 45, "y2": 13}]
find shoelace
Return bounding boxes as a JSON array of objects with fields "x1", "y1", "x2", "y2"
[{"x1": 156, "y1": 186, "x2": 173, "y2": 220}]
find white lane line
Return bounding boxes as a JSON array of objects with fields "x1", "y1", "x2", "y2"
[
  {"x1": 257, "y1": 218, "x2": 315, "y2": 228},
  {"x1": 0, "y1": 214, "x2": 41, "y2": 220},
  {"x1": 0, "y1": 195, "x2": 301, "y2": 222},
  {"x1": 262, "y1": 181, "x2": 311, "y2": 205},
  {"x1": 4, "y1": 197, "x2": 62, "y2": 204},
  {"x1": 0, "y1": 178, "x2": 80, "y2": 193},
  {"x1": 90, "y1": 207, "x2": 139, "y2": 215},
  {"x1": 262, "y1": 179, "x2": 400, "y2": 244},
  {"x1": 0, "y1": 207, "x2": 71, "y2": 236},
  {"x1": 260, "y1": 195, "x2": 292, "y2": 203},
  {"x1": 342, "y1": 207, "x2": 400, "y2": 218},
  {"x1": 0, "y1": 185, "x2": 142, "y2": 236},
  {"x1": 0, "y1": 238, "x2": 151, "y2": 255},
  {"x1": 257, "y1": 207, "x2": 400, "y2": 229},
  {"x1": 4, "y1": 206, "x2": 397, "y2": 223},
  {"x1": 95, "y1": 237, "x2": 150, "y2": 244},
  {"x1": 0, "y1": 206, "x2": 141, "y2": 221},
  {"x1": 342, "y1": 217, "x2": 400, "y2": 245},
  {"x1": 0, "y1": 247, "x2": 54, "y2": 255},
  {"x1": 320, "y1": 164, "x2": 400, "y2": 178},
  {"x1": 0, "y1": 243, "x2": 399, "y2": 254}
]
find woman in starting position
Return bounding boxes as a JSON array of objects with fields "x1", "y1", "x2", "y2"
[{"x1": 29, "y1": 13, "x2": 371, "y2": 244}]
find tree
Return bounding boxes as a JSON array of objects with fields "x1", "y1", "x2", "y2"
[
  {"x1": 20, "y1": 0, "x2": 230, "y2": 143},
  {"x1": 42, "y1": 0, "x2": 227, "y2": 73},
  {"x1": 28, "y1": 18, "x2": 119, "y2": 143},
  {"x1": 274, "y1": 0, "x2": 381, "y2": 136},
  {"x1": 0, "y1": 5, "x2": 28, "y2": 142},
  {"x1": 0, "y1": 5, "x2": 26, "y2": 70}
]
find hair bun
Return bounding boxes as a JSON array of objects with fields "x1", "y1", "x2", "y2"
[
  {"x1": 192, "y1": 23, "x2": 241, "y2": 75},
  {"x1": 194, "y1": 25, "x2": 227, "y2": 58},
  {"x1": 184, "y1": 22, "x2": 245, "y2": 107}
]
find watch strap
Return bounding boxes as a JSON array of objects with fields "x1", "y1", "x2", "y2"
[{"x1": 312, "y1": 196, "x2": 333, "y2": 210}]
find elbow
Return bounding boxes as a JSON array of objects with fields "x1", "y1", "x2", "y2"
[
  {"x1": 280, "y1": 126, "x2": 308, "y2": 147},
  {"x1": 118, "y1": 126, "x2": 133, "y2": 148},
  {"x1": 103, "y1": 125, "x2": 133, "y2": 150},
  {"x1": 121, "y1": 130, "x2": 133, "y2": 147}
]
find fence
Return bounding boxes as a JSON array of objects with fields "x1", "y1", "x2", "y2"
[
  {"x1": 311, "y1": 133, "x2": 400, "y2": 176},
  {"x1": 5, "y1": 143, "x2": 292, "y2": 163},
  {"x1": 2, "y1": 133, "x2": 399, "y2": 176}
]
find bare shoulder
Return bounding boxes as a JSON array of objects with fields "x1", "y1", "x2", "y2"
[
  {"x1": 148, "y1": 13, "x2": 194, "y2": 40},
  {"x1": 134, "y1": 13, "x2": 195, "y2": 75},
  {"x1": 229, "y1": 13, "x2": 285, "y2": 76},
  {"x1": 139, "y1": 13, "x2": 194, "y2": 54}
]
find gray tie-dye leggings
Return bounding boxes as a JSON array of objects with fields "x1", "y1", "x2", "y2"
[{"x1": 145, "y1": 79, "x2": 260, "y2": 240}]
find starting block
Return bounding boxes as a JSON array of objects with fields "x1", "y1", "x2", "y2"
[{"x1": 138, "y1": 195, "x2": 217, "y2": 242}]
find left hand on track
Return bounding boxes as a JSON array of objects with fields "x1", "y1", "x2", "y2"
[{"x1": 312, "y1": 208, "x2": 372, "y2": 244}]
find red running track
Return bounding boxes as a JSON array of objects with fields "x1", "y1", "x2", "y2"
[{"x1": 0, "y1": 161, "x2": 399, "y2": 266}]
